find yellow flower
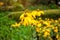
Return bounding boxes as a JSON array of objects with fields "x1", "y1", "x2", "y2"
[
  {"x1": 36, "y1": 27, "x2": 40, "y2": 32},
  {"x1": 31, "y1": 20, "x2": 36, "y2": 24},
  {"x1": 43, "y1": 21, "x2": 50, "y2": 26},
  {"x1": 42, "y1": 29, "x2": 46, "y2": 32},
  {"x1": 36, "y1": 11, "x2": 44, "y2": 16},
  {"x1": 46, "y1": 29, "x2": 50, "y2": 33},
  {"x1": 25, "y1": 17, "x2": 32, "y2": 24},
  {"x1": 54, "y1": 28, "x2": 58, "y2": 33},
  {"x1": 23, "y1": 18, "x2": 28, "y2": 26},
  {"x1": 55, "y1": 20, "x2": 58, "y2": 23},
  {"x1": 51, "y1": 19, "x2": 54, "y2": 22},
  {"x1": 23, "y1": 21, "x2": 28, "y2": 26},
  {"x1": 56, "y1": 34, "x2": 59, "y2": 38},
  {"x1": 44, "y1": 27, "x2": 47, "y2": 30},
  {"x1": 31, "y1": 10, "x2": 37, "y2": 18},
  {"x1": 40, "y1": 11, "x2": 44, "y2": 14},
  {"x1": 27, "y1": 13, "x2": 33, "y2": 19},
  {"x1": 36, "y1": 11, "x2": 41, "y2": 16},
  {"x1": 11, "y1": 24, "x2": 16, "y2": 27},
  {"x1": 43, "y1": 31, "x2": 50, "y2": 37},
  {"x1": 20, "y1": 13, "x2": 24, "y2": 19},
  {"x1": 37, "y1": 9, "x2": 44, "y2": 15},
  {"x1": 11, "y1": 23, "x2": 20, "y2": 27},
  {"x1": 37, "y1": 23, "x2": 41, "y2": 27}
]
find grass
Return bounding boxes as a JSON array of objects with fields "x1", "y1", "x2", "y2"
[{"x1": 0, "y1": 12, "x2": 37, "y2": 40}]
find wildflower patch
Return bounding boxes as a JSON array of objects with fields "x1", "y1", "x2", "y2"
[{"x1": 11, "y1": 9, "x2": 59, "y2": 40}]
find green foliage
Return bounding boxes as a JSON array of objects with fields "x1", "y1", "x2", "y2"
[
  {"x1": 14, "y1": 3, "x2": 25, "y2": 11},
  {"x1": 11, "y1": 25, "x2": 36, "y2": 40},
  {"x1": 0, "y1": 12, "x2": 10, "y2": 18},
  {"x1": 0, "y1": 14, "x2": 36, "y2": 40},
  {"x1": 27, "y1": 5, "x2": 50, "y2": 10},
  {"x1": 41, "y1": 13, "x2": 60, "y2": 20},
  {"x1": 49, "y1": 4, "x2": 59, "y2": 9},
  {"x1": 0, "y1": 17, "x2": 15, "y2": 40},
  {"x1": 40, "y1": 0, "x2": 48, "y2": 5}
]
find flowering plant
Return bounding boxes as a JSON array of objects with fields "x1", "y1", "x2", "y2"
[{"x1": 11, "y1": 9, "x2": 59, "y2": 40}]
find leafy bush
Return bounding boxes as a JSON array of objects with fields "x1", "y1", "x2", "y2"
[{"x1": 0, "y1": 16, "x2": 36, "y2": 40}]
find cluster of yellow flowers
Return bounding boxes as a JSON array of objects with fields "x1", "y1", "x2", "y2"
[
  {"x1": 11, "y1": 9, "x2": 44, "y2": 27},
  {"x1": 11, "y1": 9, "x2": 59, "y2": 40}
]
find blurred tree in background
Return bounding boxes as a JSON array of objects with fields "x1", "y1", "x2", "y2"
[
  {"x1": 0, "y1": 0, "x2": 59, "y2": 11},
  {"x1": 0, "y1": 0, "x2": 24, "y2": 11}
]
